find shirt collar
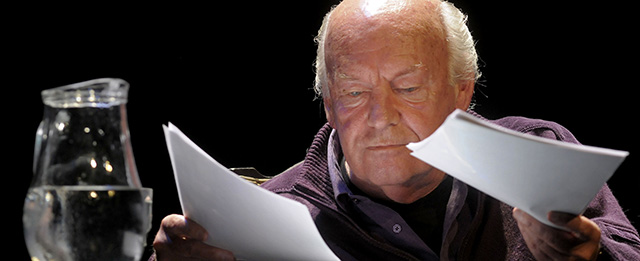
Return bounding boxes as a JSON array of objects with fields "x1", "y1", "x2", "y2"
[{"x1": 327, "y1": 129, "x2": 352, "y2": 202}]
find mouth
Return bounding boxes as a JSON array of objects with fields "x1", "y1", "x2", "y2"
[{"x1": 366, "y1": 144, "x2": 408, "y2": 151}]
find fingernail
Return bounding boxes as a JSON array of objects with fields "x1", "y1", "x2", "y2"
[
  {"x1": 512, "y1": 208, "x2": 523, "y2": 220},
  {"x1": 513, "y1": 209, "x2": 531, "y2": 226}
]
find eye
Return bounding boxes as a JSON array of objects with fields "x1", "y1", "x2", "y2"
[
  {"x1": 401, "y1": 87, "x2": 418, "y2": 93},
  {"x1": 349, "y1": 91, "x2": 363, "y2": 97},
  {"x1": 337, "y1": 89, "x2": 367, "y2": 108},
  {"x1": 397, "y1": 87, "x2": 420, "y2": 94},
  {"x1": 395, "y1": 86, "x2": 428, "y2": 103}
]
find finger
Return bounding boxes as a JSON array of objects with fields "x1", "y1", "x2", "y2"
[
  {"x1": 516, "y1": 209, "x2": 602, "y2": 260},
  {"x1": 549, "y1": 211, "x2": 601, "y2": 242},
  {"x1": 515, "y1": 211, "x2": 550, "y2": 260},
  {"x1": 169, "y1": 237, "x2": 235, "y2": 260},
  {"x1": 513, "y1": 208, "x2": 575, "y2": 256},
  {"x1": 515, "y1": 209, "x2": 579, "y2": 249},
  {"x1": 153, "y1": 232, "x2": 197, "y2": 261},
  {"x1": 549, "y1": 212, "x2": 602, "y2": 260},
  {"x1": 182, "y1": 216, "x2": 210, "y2": 241},
  {"x1": 535, "y1": 238, "x2": 572, "y2": 260},
  {"x1": 161, "y1": 214, "x2": 209, "y2": 241},
  {"x1": 154, "y1": 232, "x2": 235, "y2": 260}
]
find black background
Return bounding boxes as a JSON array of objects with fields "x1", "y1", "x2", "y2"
[{"x1": 8, "y1": 1, "x2": 638, "y2": 259}]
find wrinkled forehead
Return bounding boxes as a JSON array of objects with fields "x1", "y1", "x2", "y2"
[
  {"x1": 325, "y1": 0, "x2": 446, "y2": 60},
  {"x1": 324, "y1": 0, "x2": 448, "y2": 77}
]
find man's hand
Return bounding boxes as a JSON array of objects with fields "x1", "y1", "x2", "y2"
[
  {"x1": 513, "y1": 208, "x2": 601, "y2": 260},
  {"x1": 153, "y1": 214, "x2": 235, "y2": 261}
]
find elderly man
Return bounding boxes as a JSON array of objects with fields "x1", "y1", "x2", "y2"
[{"x1": 152, "y1": 0, "x2": 640, "y2": 260}]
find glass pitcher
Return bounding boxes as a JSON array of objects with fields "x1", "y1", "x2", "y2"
[{"x1": 23, "y1": 78, "x2": 153, "y2": 261}]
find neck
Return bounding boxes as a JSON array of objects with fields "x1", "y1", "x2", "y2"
[{"x1": 346, "y1": 161, "x2": 447, "y2": 204}]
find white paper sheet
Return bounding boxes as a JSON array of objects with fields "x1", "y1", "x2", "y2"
[
  {"x1": 163, "y1": 123, "x2": 339, "y2": 261},
  {"x1": 407, "y1": 109, "x2": 628, "y2": 229}
]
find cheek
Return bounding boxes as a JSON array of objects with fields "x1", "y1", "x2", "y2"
[
  {"x1": 403, "y1": 96, "x2": 456, "y2": 140},
  {"x1": 330, "y1": 99, "x2": 366, "y2": 134},
  {"x1": 330, "y1": 107, "x2": 371, "y2": 161}
]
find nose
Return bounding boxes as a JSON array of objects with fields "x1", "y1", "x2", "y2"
[{"x1": 367, "y1": 86, "x2": 400, "y2": 129}]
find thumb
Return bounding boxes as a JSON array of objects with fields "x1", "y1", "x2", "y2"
[{"x1": 548, "y1": 211, "x2": 601, "y2": 241}]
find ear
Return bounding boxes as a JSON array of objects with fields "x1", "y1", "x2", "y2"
[
  {"x1": 455, "y1": 79, "x2": 475, "y2": 110},
  {"x1": 323, "y1": 96, "x2": 336, "y2": 127}
]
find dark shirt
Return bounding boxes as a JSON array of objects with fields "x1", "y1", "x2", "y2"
[
  {"x1": 379, "y1": 176, "x2": 453, "y2": 256},
  {"x1": 342, "y1": 174, "x2": 452, "y2": 257},
  {"x1": 358, "y1": 176, "x2": 453, "y2": 256}
]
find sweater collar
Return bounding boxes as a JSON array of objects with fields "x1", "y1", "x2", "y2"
[{"x1": 327, "y1": 129, "x2": 352, "y2": 203}]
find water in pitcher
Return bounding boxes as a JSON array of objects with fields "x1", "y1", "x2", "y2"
[{"x1": 23, "y1": 186, "x2": 152, "y2": 261}]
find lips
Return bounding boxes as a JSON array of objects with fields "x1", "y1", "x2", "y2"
[{"x1": 366, "y1": 144, "x2": 408, "y2": 150}]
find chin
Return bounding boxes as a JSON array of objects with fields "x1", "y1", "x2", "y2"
[{"x1": 364, "y1": 158, "x2": 433, "y2": 186}]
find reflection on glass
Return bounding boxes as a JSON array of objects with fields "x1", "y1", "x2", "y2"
[{"x1": 24, "y1": 78, "x2": 153, "y2": 261}]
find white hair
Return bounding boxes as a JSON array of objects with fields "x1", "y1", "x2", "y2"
[{"x1": 313, "y1": 0, "x2": 480, "y2": 98}]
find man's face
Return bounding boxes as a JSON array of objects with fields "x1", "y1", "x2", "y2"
[{"x1": 323, "y1": 15, "x2": 472, "y2": 199}]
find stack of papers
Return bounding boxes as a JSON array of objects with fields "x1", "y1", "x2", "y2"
[
  {"x1": 407, "y1": 109, "x2": 629, "y2": 229},
  {"x1": 163, "y1": 123, "x2": 339, "y2": 261}
]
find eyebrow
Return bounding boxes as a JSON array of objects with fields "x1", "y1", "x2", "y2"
[
  {"x1": 393, "y1": 62, "x2": 425, "y2": 79},
  {"x1": 335, "y1": 62, "x2": 425, "y2": 81},
  {"x1": 337, "y1": 73, "x2": 355, "y2": 80}
]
